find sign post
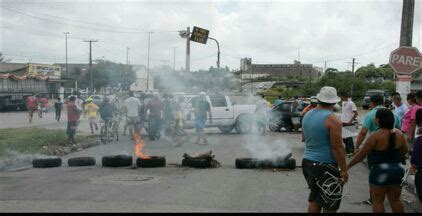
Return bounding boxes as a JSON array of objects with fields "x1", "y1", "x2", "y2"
[{"x1": 389, "y1": 46, "x2": 422, "y2": 102}]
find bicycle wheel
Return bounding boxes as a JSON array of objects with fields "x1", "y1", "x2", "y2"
[{"x1": 100, "y1": 125, "x2": 108, "y2": 144}]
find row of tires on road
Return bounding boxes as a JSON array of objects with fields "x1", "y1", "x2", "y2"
[{"x1": 32, "y1": 154, "x2": 297, "y2": 170}]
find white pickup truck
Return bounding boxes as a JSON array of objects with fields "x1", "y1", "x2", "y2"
[{"x1": 181, "y1": 94, "x2": 256, "y2": 134}]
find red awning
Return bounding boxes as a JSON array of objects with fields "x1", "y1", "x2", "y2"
[{"x1": 0, "y1": 73, "x2": 49, "y2": 81}]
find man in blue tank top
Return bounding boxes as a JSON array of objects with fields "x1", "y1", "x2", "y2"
[{"x1": 302, "y1": 86, "x2": 348, "y2": 213}]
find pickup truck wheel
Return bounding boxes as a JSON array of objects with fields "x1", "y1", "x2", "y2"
[
  {"x1": 235, "y1": 114, "x2": 253, "y2": 134},
  {"x1": 218, "y1": 125, "x2": 234, "y2": 133}
]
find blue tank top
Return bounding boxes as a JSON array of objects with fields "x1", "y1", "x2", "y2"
[{"x1": 303, "y1": 109, "x2": 336, "y2": 163}]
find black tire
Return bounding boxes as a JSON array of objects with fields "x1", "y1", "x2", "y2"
[
  {"x1": 235, "y1": 114, "x2": 253, "y2": 134},
  {"x1": 235, "y1": 158, "x2": 257, "y2": 169},
  {"x1": 136, "y1": 156, "x2": 166, "y2": 168},
  {"x1": 182, "y1": 158, "x2": 212, "y2": 168},
  {"x1": 256, "y1": 158, "x2": 296, "y2": 170},
  {"x1": 68, "y1": 157, "x2": 96, "y2": 167},
  {"x1": 102, "y1": 155, "x2": 133, "y2": 167},
  {"x1": 100, "y1": 125, "x2": 108, "y2": 144},
  {"x1": 32, "y1": 158, "x2": 62, "y2": 168},
  {"x1": 218, "y1": 125, "x2": 234, "y2": 134}
]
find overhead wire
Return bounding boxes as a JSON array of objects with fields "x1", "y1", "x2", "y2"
[{"x1": 3, "y1": 7, "x2": 180, "y2": 34}]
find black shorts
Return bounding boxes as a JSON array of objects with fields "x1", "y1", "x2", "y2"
[
  {"x1": 416, "y1": 168, "x2": 422, "y2": 201},
  {"x1": 302, "y1": 159, "x2": 343, "y2": 211},
  {"x1": 67, "y1": 121, "x2": 77, "y2": 136}
]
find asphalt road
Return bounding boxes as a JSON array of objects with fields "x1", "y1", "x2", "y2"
[{"x1": 0, "y1": 124, "x2": 418, "y2": 212}]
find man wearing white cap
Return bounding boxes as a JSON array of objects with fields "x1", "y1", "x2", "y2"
[{"x1": 301, "y1": 86, "x2": 348, "y2": 213}]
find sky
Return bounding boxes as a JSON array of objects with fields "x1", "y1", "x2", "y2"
[{"x1": 1, "y1": 0, "x2": 421, "y2": 72}]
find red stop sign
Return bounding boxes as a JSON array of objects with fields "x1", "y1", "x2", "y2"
[{"x1": 389, "y1": 46, "x2": 422, "y2": 75}]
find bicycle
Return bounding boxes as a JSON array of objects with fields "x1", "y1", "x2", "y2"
[{"x1": 100, "y1": 115, "x2": 121, "y2": 144}]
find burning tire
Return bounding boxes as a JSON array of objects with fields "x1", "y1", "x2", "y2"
[
  {"x1": 102, "y1": 155, "x2": 133, "y2": 167},
  {"x1": 32, "y1": 157, "x2": 62, "y2": 168},
  {"x1": 68, "y1": 157, "x2": 96, "y2": 167},
  {"x1": 256, "y1": 158, "x2": 296, "y2": 170},
  {"x1": 235, "y1": 156, "x2": 296, "y2": 170},
  {"x1": 235, "y1": 158, "x2": 257, "y2": 169},
  {"x1": 182, "y1": 158, "x2": 212, "y2": 168},
  {"x1": 136, "y1": 156, "x2": 166, "y2": 168}
]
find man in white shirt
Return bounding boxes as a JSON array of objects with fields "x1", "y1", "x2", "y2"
[
  {"x1": 124, "y1": 91, "x2": 142, "y2": 138},
  {"x1": 339, "y1": 92, "x2": 358, "y2": 155},
  {"x1": 392, "y1": 95, "x2": 408, "y2": 121}
]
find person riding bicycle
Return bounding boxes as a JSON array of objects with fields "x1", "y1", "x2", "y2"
[{"x1": 99, "y1": 97, "x2": 116, "y2": 127}]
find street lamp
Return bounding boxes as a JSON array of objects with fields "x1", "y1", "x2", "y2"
[{"x1": 64, "y1": 32, "x2": 69, "y2": 78}]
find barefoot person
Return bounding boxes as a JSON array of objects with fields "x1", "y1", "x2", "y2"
[
  {"x1": 347, "y1": 108, "x2": 408, "y2": 213},
  {"x1": 66, "y1": 96, "x2": 81, "y2": 144},
  {"x1": 302, "y1": 86, "x2": 348, "y2": 213},
  {"x1": 194, "y1": 92, "x2": 212, "y2": 145},
  {"x1": 26, "y1": 94, "x2": 38, "y2": 123},
  {"x1": 84, "y1": 97, "x2": 99, "y2": 134}
]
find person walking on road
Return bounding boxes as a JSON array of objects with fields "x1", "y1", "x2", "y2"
[
  {"x1": 392, "y1": 94, "x2": 408, "y2": 121},
  {"x1": 407, "y1": 91, "x2": 422, "y2": 146},
  {"x1": 163, "y1": 94, "x2": 175, "y2": 135},
  {"x1": 26, "y1": 94, "x2": 38, "y2": 123},
  {"x1": 291, "y1": 95, "x2": 303, "y2": 132},
  {"x1": 273, "y1": 96, "x2": 283, "y2": 108},
  {"x1": 84, "y1": 97, "x2": 99, "y2": 134},
  {"x1": 38, "y1": 95, "x2": 49, "y2": 118},
  {"x1": 145, "y1": 92, "x2": 164, "y2": 141},
  {"x1": 348, "y1": 108, "x2": 408, "y2": 213},
  {"x1": 339, "y1": 92, "x2": 358, "y2": 155},
  {"x1": 402, "y1": 93, "x2": 419, "y2": 156},
  {"x1": 300, "y1": 97, "x2": 318, "y2": 142},
  {"x1": 354, "y1": 94, "x2": 402, "y2": 206},
  {"x1": 410, "y1": 109, "x2": 422, "y2": 212},
  {"x1": 124, "y1": 91, "x2": 142, "y2": 138},
  {"x1": 66, "y1": 96, "x2": 81, "y2": 144},
  {"x1": 54, "y1": 98, "x2": 63, "y2": 122},
  {"x1": 301, "y1": 86, "x2": 348, "y2": 213},
  {"x1": 194, "y1": 92, "x2": 212, "y2": 145},
  {"x1": 255, "y1": 94, "x2": 269, "y2": 136}
]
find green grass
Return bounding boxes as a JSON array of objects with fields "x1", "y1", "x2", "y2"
[{"x1": 0, "y1": 128, "x2": 92, "y2": 156}]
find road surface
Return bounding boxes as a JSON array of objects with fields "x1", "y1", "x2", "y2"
[{"x1": 0, "y1": 110, "x2": 418, "y2": 212}]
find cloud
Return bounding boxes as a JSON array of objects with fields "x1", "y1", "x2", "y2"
[{"x1": 1, "y1": 0, "x2": 421, "y2": 72}]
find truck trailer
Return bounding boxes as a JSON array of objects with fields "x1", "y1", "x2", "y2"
[{"x1": 0, "y1": 73, "x2": 49, "y2": 111}]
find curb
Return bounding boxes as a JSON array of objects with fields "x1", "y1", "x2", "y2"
[{"x1": 0, "y1": 140, "x2": 100, "y2": 171}]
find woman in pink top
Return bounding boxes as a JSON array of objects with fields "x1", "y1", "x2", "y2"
[{"x1": 402, "y1": 93, "x2": 417, "y2": 134}]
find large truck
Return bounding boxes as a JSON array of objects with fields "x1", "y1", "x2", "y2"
[{"x1": 0, "y1": 74, "x2": 49, "y2": 111}]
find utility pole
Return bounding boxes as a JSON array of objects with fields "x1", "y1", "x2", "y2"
[
  {"x1": 84, "y1": 39, "x2": 98, "y2": 93},
  {"x1": 186, "y1": 27, "x2": 190, "y2": 74},
  {"x1": 126, "y1": 47, "x2": 129, "y2": 65},
  {"x1": 146, "y1": 32, "x2": 153, "y2": 92},
  {"x1": 323, "y1": 61, "x2": 327, "y2": 74},
  {"x1": 173, "y1": 47, "x2": 176, "y2": 73},
  {"x1": 64, "y1": 32, "x2": 69, "y2": 78},
  {"x1": 397, "y1": 0, "x2": 415, "y2": 103},
  {"x1": 350, "y1": 58, "x2": 356, "y2": 98}
]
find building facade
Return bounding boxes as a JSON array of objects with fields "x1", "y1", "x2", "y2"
[{"x1": 240, "y1": 58, "x2": 321, "y2": 79}]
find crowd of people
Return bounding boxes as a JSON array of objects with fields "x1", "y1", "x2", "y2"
[{"x1": 299, "y1": 86, "x2": 422, "y2": 213}]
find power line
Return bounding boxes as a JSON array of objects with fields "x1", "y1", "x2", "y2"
[{"x1": 3, "y1": 7, "x2": 180, "y2": 34}]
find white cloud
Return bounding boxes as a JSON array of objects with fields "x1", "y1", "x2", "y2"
[{"x1": 1, "y1": 0, "x2": 421, "y2": 72}]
